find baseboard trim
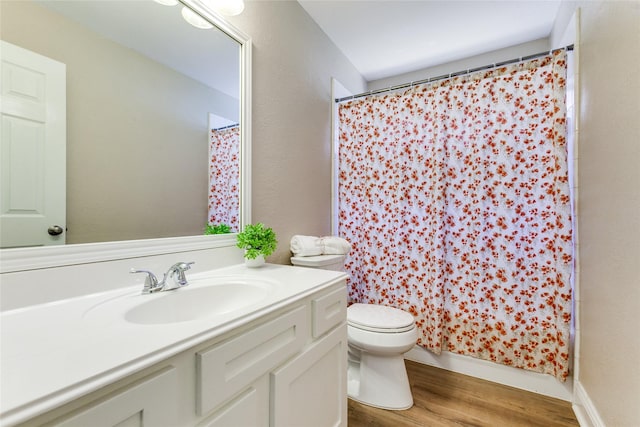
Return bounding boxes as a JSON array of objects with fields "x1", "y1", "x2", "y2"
[
  {"x1": 572, "y1": 381, "x2": 605, "y2": 427},
  {"x1": 405, "y1": 346, "x2": 573, "y2": 401}
]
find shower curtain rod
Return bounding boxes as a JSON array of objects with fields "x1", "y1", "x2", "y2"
[
  {"x1": 212, "y1": 123, "x2": 239, "y2": 131},
  {"x1": 336, "y1": 44, "x2": 574, "y2": 103}
]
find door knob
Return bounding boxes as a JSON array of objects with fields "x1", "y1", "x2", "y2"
[{"x1": 48, "y1": 225, "x2": 64, "y2": 236}]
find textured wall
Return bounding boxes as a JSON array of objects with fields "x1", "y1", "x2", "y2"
[
  {"x1": 226, "y1": 1, "x2": 366, "y2": 263},
  {"x1": 577, "y1": 1, "x2": 640, "y2": 425}
]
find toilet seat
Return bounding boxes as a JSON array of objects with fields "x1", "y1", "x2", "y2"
[{"x1": 347, "y1": 303, "x2": 415, "y2": 333}]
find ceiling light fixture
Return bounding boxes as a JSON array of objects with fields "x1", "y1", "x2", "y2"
[
  {"x1": 181, "y1": 6, "x2": 214, "y2": 29},
  {"x1": 153, "y1": 0, "x2": 245, "y2": 29}
]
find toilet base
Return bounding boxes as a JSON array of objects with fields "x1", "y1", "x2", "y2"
[{"x1": 347, "y1": 349, "x2": 413, "y2": 410}]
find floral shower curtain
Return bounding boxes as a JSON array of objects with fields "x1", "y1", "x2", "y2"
[
  {"x1": 208, "y1": 125, "x2": 240, "y2": 231},
  {"x1": 338, "y1": 51, "x2": 573, "y2": 380}
]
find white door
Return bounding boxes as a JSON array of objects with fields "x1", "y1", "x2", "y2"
[{"x1": 0, "y1": 41, "x2": 66, "y2": 248}]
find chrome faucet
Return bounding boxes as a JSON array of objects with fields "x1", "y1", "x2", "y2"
[
  {"x1": 164, "y1": 262, "x2": 195, "y2": 291},
  {"x1": 130, "y1": 262, "x2": 195, "y2": 294}
]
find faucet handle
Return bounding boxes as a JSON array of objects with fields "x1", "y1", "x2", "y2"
[
  {"x1": 166, "y1": 261, "x2": 195, "y2": 288},
  {"x1": 130, "y1": 268, "x2": 162, "y2": 294},
  {"x1": 173, "y1": 261, "x2": 195, "y2": 271}
]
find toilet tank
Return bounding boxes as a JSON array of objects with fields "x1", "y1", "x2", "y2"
[{"x1": 290, "y1": 254, "x2": 346, "y2": 272}]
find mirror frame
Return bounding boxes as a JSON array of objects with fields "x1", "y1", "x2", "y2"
[{"x1": 0, "y1": 0, "x2": 252, "y2": 273}]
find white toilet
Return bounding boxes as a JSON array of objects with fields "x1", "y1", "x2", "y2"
[{"x1": 290, "y1": 254, "x2": 418, "y2": 410}]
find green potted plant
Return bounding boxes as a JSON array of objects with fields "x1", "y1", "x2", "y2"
[
  {"x1": 204, "y1": 223, "x2": 232, "y2": 235},
  {"x1": 236, "y1": 223, "x2": 277, "y2": 267}
]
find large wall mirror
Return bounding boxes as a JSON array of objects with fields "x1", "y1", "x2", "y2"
[{"x1": 0, "y1": 0, "x2": 251, "y2": 255}]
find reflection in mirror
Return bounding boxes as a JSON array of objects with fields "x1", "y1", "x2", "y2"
[{"x1": 0, "y1": 0, "x2": 245, "y2": 248}]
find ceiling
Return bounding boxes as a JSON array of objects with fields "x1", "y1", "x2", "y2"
[
  {"x1": 298, "y1": 0, "x2": 562, "y2": 82},
  {"x1": 35, "y1": 0, "x2": 240, "y2": 98}
]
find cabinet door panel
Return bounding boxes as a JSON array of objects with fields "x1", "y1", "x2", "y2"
[
  {"x1": 198, "y1": 376, "x2": 269, "y2": 427},
  {"x1": 197, "y1": 306, "x2": 308, "y2": 416},
  {"x1": 271, "y1": 323, "x2": 347, "y2": 427},
  {"x1": 51, "y1": 367, "x2": 177, "y2": 427},
  {"x1": 312, "y1": 286, "x2": 347, "y2": 338}
]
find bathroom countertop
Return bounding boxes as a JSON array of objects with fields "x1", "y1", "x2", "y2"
[{"x1": 0, "y1": 263, "x2": 347, "y2": 426}]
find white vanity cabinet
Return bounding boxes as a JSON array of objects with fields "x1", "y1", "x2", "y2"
[
  {"x1": 197, "y1": 283, "x2": 348, "y2": 427},
  {"x1": 196, "y1": 305, "x2": 309, "y2": 424},
  {"x1": 270, "y1": 286, "x2": 348, "y2": 426},
  {"x1": 271, "y1": 325, "x2": 347, "y2": 427},
  {"x1": 16, "y1": 280, "x2": 347, "y2": 427}
]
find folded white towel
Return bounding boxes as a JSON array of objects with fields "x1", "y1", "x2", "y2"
[
  {"x1": 290, "y1": 235, "x2": 323, "y2": 257},
  {"x1": 321, "y1": 236, "x2": 351, "y2": 255}
]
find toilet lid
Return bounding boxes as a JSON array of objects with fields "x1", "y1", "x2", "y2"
[{"x1": 347, "y1": 303, "x2": 415, "y2": 333}]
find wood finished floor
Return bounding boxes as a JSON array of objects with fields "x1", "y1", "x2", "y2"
[{"x1": 348, "y1": 360, "x2": 579, "y2": 427}]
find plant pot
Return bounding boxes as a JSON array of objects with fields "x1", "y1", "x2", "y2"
[{"x1": 245, "y1": 254, "x2": 265, "y2": 268}]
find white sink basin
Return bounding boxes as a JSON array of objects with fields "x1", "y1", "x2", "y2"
[
  {"x1": 124, "y1": 277, "x2": 273, "y2": 324},
  {"x1": 82, "y1": 275, "x2": 278, "y2": 325}
]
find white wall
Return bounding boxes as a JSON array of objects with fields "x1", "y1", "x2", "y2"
[
  {"x1": 567, "y1": 1, "x2": 640, "y2": 426},
  {"x1": 226, "y1": 1, "x2": 367, "y2": 264}
]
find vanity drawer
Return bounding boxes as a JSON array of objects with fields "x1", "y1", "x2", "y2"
[
  {"x1": 312, "y1": 286, "x2": 347, "y2": 338},
  {"x1": 196, "y1": 306, "x2": 308, "y2": 416}
]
